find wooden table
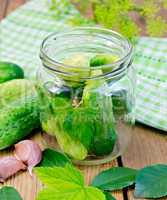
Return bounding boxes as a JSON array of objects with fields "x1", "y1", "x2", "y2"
[{"x1": 0, "y1": 1, "x2": 167, "y2": 200}]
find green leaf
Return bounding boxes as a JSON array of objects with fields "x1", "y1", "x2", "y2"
[
  {"x1": 104, "y1": 192, "x2": 116, "y2": 200},
  {"x1": 63, "y1": 107, "x2": 95, "y2": 149},
  {"x1": 35, "y1": 165, "x2": 105, "y2": 200},
  {"x1": 0, "y1": 187, "x2": 22, "y2": 200},
  {"x1": 35, "y1": 164, "x2": 84, "y2": 187},
  {"x1": 92, "y1": 167, "x2": 138, "y2": 191},
  {"x1": 39, "y1": 148, "x2": 72, "y2": 167},
  {"x1": 134, "y1": 164, "x2": 167, "y2": 198},
  {"x1": 37, "y1": 186, "x2": 105, "y2": 200}
]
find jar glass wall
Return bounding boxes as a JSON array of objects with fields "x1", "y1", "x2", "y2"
[{"x1": 37, "y1": 27, "x2": 135, "y2": 165}]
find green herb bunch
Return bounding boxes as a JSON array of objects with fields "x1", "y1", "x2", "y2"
[
  {"x1": 49, "y1": 0, "x2": 71, "y2": 18},
  {"x1": 50, "y1": 0, "x2": 167, "y2": 40},
  {"x1": 48, "y1": 0, "x2": 94, "y2": 26}
]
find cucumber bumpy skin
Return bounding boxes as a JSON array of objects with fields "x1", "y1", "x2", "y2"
[
  {"x1": 0, "y1": 79, "x2": 40, "y2": 150},
  {"x1": 0, "y1": 62, "x2": 24, "y2": 83},
  {"x1": 0, "y1": 79, "x2": 35, "y2": 106}
]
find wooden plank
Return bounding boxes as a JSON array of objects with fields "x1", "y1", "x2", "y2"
[
  {"x1": 127, "y1": 191, "x2": 167, "y2": 200},
  {"x1": 6, "y1": 0, "x2": 26, "y2": 16},
  {"x1": 0, "y1": 132, "x2": 124, "y2": 200},
  {"x1": 0, "y1": 0, "x2": 8, "y2": 20},
  {"x1": 122, "y1": 124, "x2": 167, "y2": 168},
  {"x1": 122, "y1": 123, "x2": 167, "y2": 200}
]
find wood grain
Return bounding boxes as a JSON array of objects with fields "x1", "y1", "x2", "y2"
[
  {"x1": 5, "y1": 0, "x2": 25, "y2": 15},
  {"x1": 122, "y1": 124, "x2": 167, "y2": 200},
  {"x1": 0, "y1": 0, "x2": 8, "y2": 20},
  {"x1": 122, "y1": 124, "x2": 167, "y2": 169}
]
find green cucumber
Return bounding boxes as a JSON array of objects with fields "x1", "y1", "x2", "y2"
[
  {"x1": 82, "y1": 67, "x2": 117, "y2": 156},
  {"x1": 0, "y1": 79, "x2": 40, "y2": 150},
  {"x1": 0, "y1": 62, "x2": 24, "y2": 83},
  {"x1": 90, "y1": 54, "x2": 118, "y2": 67},
  {"x1": 90, "y1": 54, "x2": 118, "y2": 74}
]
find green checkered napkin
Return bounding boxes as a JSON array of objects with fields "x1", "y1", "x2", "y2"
[{"x1": 0, "y1": 0, "x2": 166, "y2": 132}]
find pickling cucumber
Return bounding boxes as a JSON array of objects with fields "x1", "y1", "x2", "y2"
[
  {"x1": 0, "y1": 79, "x2": 40, "y2": 150},
  {"x1": 0, "y1": 62, "x2": 24, "y2": 83}
]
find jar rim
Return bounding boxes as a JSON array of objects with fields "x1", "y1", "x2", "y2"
[{"x1": 40, "y1": 27, "x2": 133, "y2": 80}]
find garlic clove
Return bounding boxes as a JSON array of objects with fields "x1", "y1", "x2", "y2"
[
  {"x1": 14, "y1": 140, "x2": 42, "y2": 175},
  {"x1": 0, "y1": 156, "x2": 26, "y2": 182}
]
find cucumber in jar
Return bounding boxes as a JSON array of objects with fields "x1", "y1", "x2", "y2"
[
  {"x1": 59, "y1": 54, "x2": 90, "y2": 87},
  {"x1": 82, "y1": 67, "x2": 117, "y2": 156},
  {"x1": 90, "y1": 54, "x2": 119, "y2": 74}
]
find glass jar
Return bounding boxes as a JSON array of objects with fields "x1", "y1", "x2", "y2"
[{"x1": 37, "y1": 27, "x2": 135, "y2": 165}]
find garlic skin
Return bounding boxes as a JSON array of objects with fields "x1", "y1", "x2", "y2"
[
  {"x1": 0, "y1": 156, "x2": 26, "y2": 182},
  {"x1": 14, "y1": 140, "x2": 42, "y2": 176}
]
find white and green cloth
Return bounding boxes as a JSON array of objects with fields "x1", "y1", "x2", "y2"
[{"x1": 0, "y1": 0, "x2": 166, "y2": 132}]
